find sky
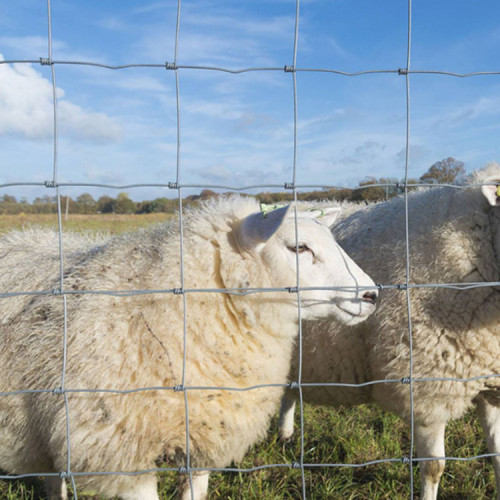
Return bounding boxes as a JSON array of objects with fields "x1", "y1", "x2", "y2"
[{"x1": 2, "y1": 0, "x2": 500, "y2": 201}]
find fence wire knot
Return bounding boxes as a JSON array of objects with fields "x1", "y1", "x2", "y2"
[
  {"x1": 165, "y1": 62, "x2": 178, "y2": 70},
  {"x1": 395, "y1": 182, "x2": 406, "y2": 191},
  {"x1": 51, "y1": 288, "x2": 62, "y2": 296},
  {"x1": 289, "y1": 381, "x2": 300, "y2": 390},
  {"x1": 59, "y1": 471, "x2": 70, "y2": 479},
  {"x1": 53, "y1": 387, "x2": 64, "y2": 395},
  {"x1": 287, "y1": 286, "x2": 298, "y2": 294},
  {"x1": 174, "y1": 384, "x2": 184, "y2": 392},
  {"x1": 44, "y1": 180, "x2": 57, "y2": 188},
  {"x1": 401, "y1": 456, "x2": 411, "y2": 465},
  {"x1": 168, "y1": 182, "x2": 179, "y2": 189},
  {"x1": 284, "y1": 65, "x2": 295, "y2": 73},
  {"x1": 173, "y1": 288, "x2": 184, "y2": 295},
  {"x1": 39, "y1": 57, "x2": 52, "y2": 65},
  {"x1": 397, "y1": 283, "x2": 408, "y2": 291},
  {"x1": 291, "y1": 461, "x2": 301, "y2": 469},
  {"x1": 178, "y1": 466, "x2": 188, "y2": 474},
  {"x1": 401, "y1": 377, "x2": 411, "y2": 385},
  {"x1": 398, "y1": 68, "x2": 409, "y2": 75},
  {"x1": 284, "y1": 182, "x2": 294, "y2": 190}
]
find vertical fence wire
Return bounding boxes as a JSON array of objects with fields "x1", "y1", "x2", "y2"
[
  {"x1": 45, "y1": 0, "x2": 78, "y2": 496},
  {"x1": 1, "y1": 1, "x2": 500, "y2": 499},
  {"x1": 403, "y1": 0, "x2": 416, "y2": 495},
  {"x1": 169, "y1": 0, "x2": 197, "y2": 498},
  {"x1": 288, "y1": 0, "x2": 309, "y2": 498}
]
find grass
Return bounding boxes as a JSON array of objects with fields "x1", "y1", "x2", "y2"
[
  {"x1": 0, "y1": 213, "x2": 172, "y2": 235},
  {"x1": 0, "y1": 214, "x2": 496, "y2": 498},
  {"x1": 1, "y1": 406, "x2": 494, "y2": 499}
]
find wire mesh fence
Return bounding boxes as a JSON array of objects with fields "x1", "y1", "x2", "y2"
[{"x1": 1, "y1": 0, "x2": 500, "y2": 499}]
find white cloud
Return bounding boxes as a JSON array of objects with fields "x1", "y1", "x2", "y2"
[
  {"x1": 134, "y1": 5, "x2": 294, "y2": 67},
  {"x1": 84, "y1": 165, "x2": 126, "y2": 184},
  {"x1": 193, "y1": 162, "x2": 289, "y2": 187},
  {"x1": 0, "y1": 36, "x2": 63, "y2": 59},
  {"x1": 59, "y1": 101, "x2": 122, "y2": 142},
  {"x1": 0, "y1": 36, "x2": 101, "y2": 64},
  {"x1": 0, "y1": 57, "x2": 122, "y2": 142},
  {"x1": 431, "y1": 96, "x2": 500, "y2": 130}
]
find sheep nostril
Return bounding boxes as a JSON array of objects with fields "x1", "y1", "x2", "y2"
[{"x1": 362, "y1": 291, "x2": 377, "y2": 304}]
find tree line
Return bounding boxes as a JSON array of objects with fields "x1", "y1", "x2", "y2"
[{"x1": 0, "y1": 158, "x2": 465, "y2": 215}]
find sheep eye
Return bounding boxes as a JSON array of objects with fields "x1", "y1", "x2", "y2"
[{"x1": 287, "y1": 244, "x2": 313, "y2": 255}]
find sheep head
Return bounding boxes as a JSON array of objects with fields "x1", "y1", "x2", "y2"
[
  {"x1": 221, "y1": 204, "x2": 377, "y2": 328},
  {"x1": 482, "y1": 181, "x2": 500, "y2": 207}
]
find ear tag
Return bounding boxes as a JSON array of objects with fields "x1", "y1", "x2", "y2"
[
  {"x1": 496, "y1": 185, "x2": 500, "y2": 197},
  {"x1": 260, "y1": 203, "x2": 287, "y2": 218},
  {"x1": 309, "y1": 208, "x2": 325, "y2": 217}
]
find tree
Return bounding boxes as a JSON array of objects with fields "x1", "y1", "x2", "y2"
[
  {"x1": 1, "y1": 194, "x2": 17, "y2": 203},
  {"x1": 352, "y1": 177, "x2": 400, "y2": 202},
  {"x1": 114, "y1": 192, "x2": 136, "y2": 214},
  {"x1": 419, "y1": 157, "x2": 465, "y2": 185},
  {"x1": 199, "y1": 189, "x2": 218, "y2": 200},
  {"x1": 75, "y1": 193, "x2": 97, "y2": 214},
  {"x1": 0, "y1": 194, "x2": 20, "y2": 214},
  {"x1": 97, "y1": 195, "x2": 116, "y2": 213},
  {"x1": 150, "y1": 197, "x2": 177, "y2": 213}
]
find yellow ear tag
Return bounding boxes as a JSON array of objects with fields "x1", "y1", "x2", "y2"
[{"x1": 496, "y1": 185, "x2": 500, "y2": 197}]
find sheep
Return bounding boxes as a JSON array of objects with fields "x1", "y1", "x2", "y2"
[
  {"x1": 0, "y1": 195, "x2": 378, "y2": 500},
  {"x1": 279, "y1": 164, "x2": 500, "y2": 500}
]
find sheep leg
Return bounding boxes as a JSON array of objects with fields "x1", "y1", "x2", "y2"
[
  {"x1": 179, "y1": 471, "x2": 210, "y2": 500},
  {"x1": 119, "y1": 474, "x2": 160, "y2": 500},
  {"x1": 44, "y1": 476, "x2": 67, "y2": 500},
  {"x1": 475, "y1": 393, "x2": 500, "y2": 499},
  {"x1": 414, "y1": 421, "x2": 446, "y2": 500},
  {"x1": 278, "y1": 393, "x2": 297, "y2": 441}
]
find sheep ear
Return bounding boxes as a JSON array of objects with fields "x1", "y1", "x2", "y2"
[
  {"x1": 236, "y1": 204, "x2": 292, "y2": 251},
  {"x1": 482, "y1": 183, "x2": 500, "y2": 207},
  {"x1": 317, "y1": 207, "x2": 341, "y2": 228},
  {"x1": 301, "y1": 207, "x2": 341, "y2": 228}
]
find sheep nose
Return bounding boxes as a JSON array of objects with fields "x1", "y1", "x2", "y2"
[{"x1": 362, "y1": 291, "x2": 377, "y2": 305}]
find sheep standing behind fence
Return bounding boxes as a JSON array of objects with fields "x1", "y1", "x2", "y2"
[
  {"x1": 0, "y1": 195, "x2": 377, "y2": 500},
  {"x1": 279, "y1": 164, "x2": 500, "y2": 500}
]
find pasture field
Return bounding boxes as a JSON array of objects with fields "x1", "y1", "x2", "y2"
[
  {"x1": 0, "y1": 213, "x2": 172, "y2": 235},
  {"x1": 0, "y1": 214, "x2": 495, "y2": 499}
]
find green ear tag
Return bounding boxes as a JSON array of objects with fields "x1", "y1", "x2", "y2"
[{"x1": 260, "y1": 203, "x2": 286, "y2": 218}]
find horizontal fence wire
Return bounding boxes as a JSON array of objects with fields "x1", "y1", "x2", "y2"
[
  {"x1": 1, "y1": 0, "x2": 500, "y2": 499},
  {"x1": 3, "y1": 447, "x2": 500, "y2": 481},
  {"x1": 3, "y1": 57, "x2": 500, "y2": 78},
  {"x1": 2, "y1": 281, "x2": 499, "y2": 301},
  {"x1": 2, "y1": 372, "x2": 500, "y2": 399},
  {"x1": 0, "y1": 180, "x2": 497, "y2": 192}
]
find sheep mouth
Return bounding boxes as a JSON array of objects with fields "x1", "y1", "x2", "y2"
[
  {"x1": 336, "y1": 299, "x2": 376, "y2": 318},
  {"x1": 298, "y1": 295, "x2": 377, "y2": 324}
]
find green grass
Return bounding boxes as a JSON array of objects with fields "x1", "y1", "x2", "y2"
[
  {"x1": 0, "y1": 215, "x2": 496, "y2": 499},
  {"x1": 0, "y1": 405, "x2": 494, "y2": 499}
]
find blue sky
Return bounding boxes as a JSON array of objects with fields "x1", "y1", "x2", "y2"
[{"x1": 2, "y1": 0, "x2": 500, "y2": 201}]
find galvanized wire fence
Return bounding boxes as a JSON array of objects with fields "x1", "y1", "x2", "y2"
[{"x1": 1, "y1": 0, "x2": 500, "y2": 499}]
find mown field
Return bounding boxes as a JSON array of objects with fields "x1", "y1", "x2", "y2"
[{"x1": 0, "y1": 214, "x2": 495, "y2": 499}]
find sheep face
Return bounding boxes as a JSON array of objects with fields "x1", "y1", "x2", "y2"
[
  {"x1": 229, "y1": 205, "x2": 377, "y2": 326},
  {"x1": 481, "y1": 176, "x2": 500, "y2": 267}
]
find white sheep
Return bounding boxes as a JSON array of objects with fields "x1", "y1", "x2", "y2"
[
  {"x1": 0, "y1": 195, "x2": 378, "y2": 500},
  {"x1": 279, "y1": 164, "x2": 500, "y2": 500}
]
